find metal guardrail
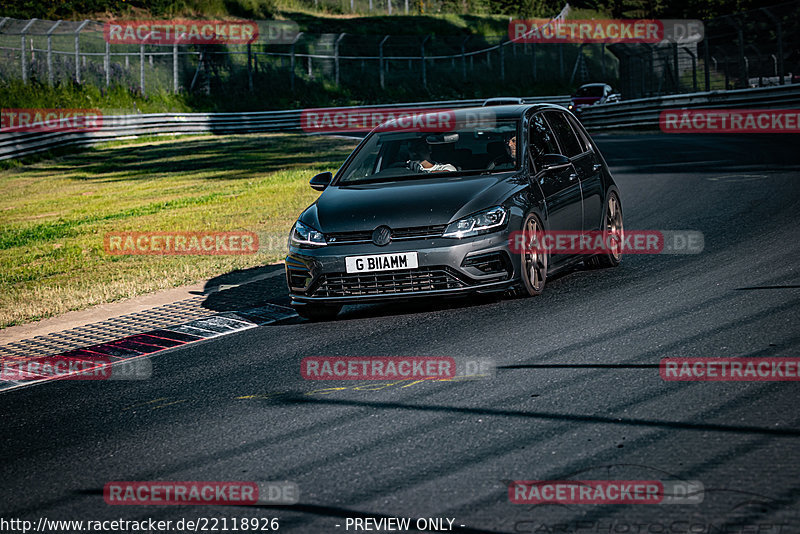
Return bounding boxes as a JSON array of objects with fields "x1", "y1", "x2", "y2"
[
  {"x1": 0, "y1": 95, "x2": 570, "y2": 161},
  {"x1": 3, "y1": 84, "x2": 800, "y2": 161},
  {"x1": 580, "y1": 83, "x2": 800, "y2": 130}
]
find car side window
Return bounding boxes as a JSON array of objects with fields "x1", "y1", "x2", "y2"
[
  {"x1": 565, "y1": 114, "x2": 593, "y2": 154},
  {"x1": 545, "y1": 111, "x2": 584, "y2": 159},
  {"x1": 529, "y1": 113, "x2": 559, "y2": 161}
]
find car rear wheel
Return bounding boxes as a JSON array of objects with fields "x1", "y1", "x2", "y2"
[
  {"x1": 520, "y1": 212, "x2": 548, "y2": 296},
  {"x1": 295, "y1": 304, "x2": 342, "y2": 321},
  {"x1": 586, "y1": 192, "x2": 623, "y2": 269}
]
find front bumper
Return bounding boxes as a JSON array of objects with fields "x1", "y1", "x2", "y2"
[{"x1": 286, "y1": 230, "x2": 521, "y2": 305}]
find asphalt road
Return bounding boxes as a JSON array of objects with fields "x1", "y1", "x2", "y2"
[{"x1": 2, "y1": 134, "x2": 800, "y2": 534}]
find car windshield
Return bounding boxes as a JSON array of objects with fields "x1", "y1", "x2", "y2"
[
  {"x1": 336, "y1": 119, "x2": 520, "y2": 184},
  {"x1": 576, "y1": 85, "x2": 605, "y2": 97}
]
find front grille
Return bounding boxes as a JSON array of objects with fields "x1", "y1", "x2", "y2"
[
  {"x1": 326, "y1": 225, "x2": 446, "y2": 245},
  {"x1": 311, "y1": 267, "x2": 467, "y2": 297}
]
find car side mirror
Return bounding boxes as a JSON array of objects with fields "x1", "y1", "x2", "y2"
[
  {"x1": 309, "y1": 172, "x2": 332, "y2": 191},
  {"x1": 537, "y1": 154, "x2": 571, "y2": 171}
]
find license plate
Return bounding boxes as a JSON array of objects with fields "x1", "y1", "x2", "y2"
[{"x1": 345, "y1": 252, "x2": 418, "y2": 273}]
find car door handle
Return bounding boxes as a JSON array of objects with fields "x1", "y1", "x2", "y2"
[
  {"x1": 569, "y1": 173, "x2": 578, "y2": 181},
  {"x1": 592, "y1": 164, "x2": 602, "y2": 172}
]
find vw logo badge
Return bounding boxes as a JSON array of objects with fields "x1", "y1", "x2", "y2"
[{"x1": 372, "y1": 226, "x2": 392, "y2": 246}]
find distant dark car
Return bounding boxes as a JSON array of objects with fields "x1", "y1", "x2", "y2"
[
  {"x1": 483, "y1": 97, "x2": 525, "y2": 106},
  {"x1": 568, "y1": 83, "x2": 620, "y2": 116},
  {"x1": 285, "y1": 104, "x2": 622, "y2": 320}
]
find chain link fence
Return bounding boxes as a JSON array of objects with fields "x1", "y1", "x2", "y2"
[
  {"x1": 2, "y1": 1, "x2": 797, "y2": 102},
  {"x1": 612, "y1": 0, "x2": 800, "y2": 99}
]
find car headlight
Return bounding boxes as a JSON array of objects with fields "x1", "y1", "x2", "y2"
[
  {"x1": 290, "y1": 221, "x2": 327, "y2": 247},
  {"x1": 443, "y1": 206, "x2": 508, "y2": 238}
]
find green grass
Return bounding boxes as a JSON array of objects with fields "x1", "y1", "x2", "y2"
[{"x1": 0, "y1": 132, "x2": 358, "y2": 328}]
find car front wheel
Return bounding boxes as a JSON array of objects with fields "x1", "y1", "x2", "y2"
[{"x1": 519, "y1": 212, "x2": 548, "y2": 296}]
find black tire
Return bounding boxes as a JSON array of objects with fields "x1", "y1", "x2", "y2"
[
  {"x1": 519, "y1": 212, "x2": 548, "y2": 296},
  {"x1": 586, "y1": 192, "x2": 623, "y2": 269},
  {"x1": 295, "y1": 304, "x2": 342, "y2": 321}
]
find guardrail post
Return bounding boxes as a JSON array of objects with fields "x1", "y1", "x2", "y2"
[
  {"x1": 20, "y1": 19, "x2": 38, "y2": 84},
  {"x1": 335, "y1": 33, "x2": 346, "y2": 86},
  {"x1": 74, "y1": 20, "x2": 90, "y2": 84},
  {"x1": 421, "y1": 35, "x2": 430, "y2": 91},
  {"x1": 379, "y1": 35, "x2": 389, "y2": 89},
  {"x1": 290, "y1": 32, "x2": 303, "y2": 92},
  {"x1": 45, "y1": 20, "x2": 61, "y2": 86}
]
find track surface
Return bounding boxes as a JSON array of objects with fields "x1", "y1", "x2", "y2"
[{"x1": 2, "y1": 134, "x2": 800, "y2": 533}]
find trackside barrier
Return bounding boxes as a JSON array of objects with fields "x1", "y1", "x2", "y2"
[
  {"x1": 580, "y1": 84, "x2": 800, "y2": 130},
  {"x1": 0, "y1": 96, "x2": 568, "y2": 161}
]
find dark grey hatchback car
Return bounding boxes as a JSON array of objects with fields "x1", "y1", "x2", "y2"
[{"x1": 285, "y1": 104, "x2": 622, "y2": 320}]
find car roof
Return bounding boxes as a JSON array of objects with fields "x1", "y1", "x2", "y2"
[
  {"x1": 377, "y1": 104, "x2": 568, "y2": 128},
  {"x1": 578, "y1": 83, "x2": 610, "y2": 88}
]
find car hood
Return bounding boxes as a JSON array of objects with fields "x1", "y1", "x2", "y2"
[{"x1": 302, "y1": 173, "x2": 520, "y2": 232}]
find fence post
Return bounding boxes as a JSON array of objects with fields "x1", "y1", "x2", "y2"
[
  {"x1": 672, "y1": 42, "x2": 679, "y2": 92},
  {"x1": 335, "y1": 33, "x2": 346, "y2": 85},
  {"x1": 601, "y1": 42, "x2": 605, "y2": 80},
  {"x1": 174, "y1": 42, "x2": 180, "y2": 92},
  {"x1": 379, "y1": 35, "x2": 389, "y2": 89},
  {"x1": 369, "y1": 0, "x2": 373, "y2": 11},
  {"x1": 46, "y1": 20, "x2": 61, "y2": 85},
  {"x1": 558, "y1": 44, "x2": 564, "y2": 80},
  {"x1": 421, "y1": 34, "x2": 430, "y2": 90},
  {"x1": 140, "y1": 43, "x2": 145, "y2": 94},
  {"x1": 387, "y1": 0, "x2": 392, "y2": 15},
  {"x1": 684, "y1": 46, "x2": 697, "y2": 92},
  {"x1": 461, "y1": 36, "x2": 469, "y2": 82},
  {"x1": 532, "y1": 43, "x2": 536, "y2": 81},
  {"x1": 20, "y1": 19, "x2": 37, "y2": 84},
  {"x1": 246, "y1": 42, "x2": 252, "y2": 92},
  {"x1": 74, "y1": 20, "x2": 90, "y2": 84},
  {"x1": 290, "y1": 32, "x2": 303, "y2": 92},
  {"x1": 703, "y1": 38, "x2": 711, "y2": 91},
  {"x1": 405, "y1": 0, "x2": 408, "y2": 14},
  {"x1": 761, "y1": 8, "x2": 783, "y2": 85},
  {"x1": 106, "y1": 42, "x2": 111, "y2": 88},
  {"x1": 499, "y1": 39, "x2": 505, "y2": 81}
]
